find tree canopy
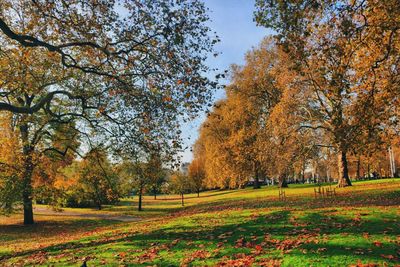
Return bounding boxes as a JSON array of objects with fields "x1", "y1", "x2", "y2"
[{"x1": 0, "y1": 0, "x2": 218, "y2": 224}]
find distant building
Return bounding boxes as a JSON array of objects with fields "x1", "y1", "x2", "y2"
[{"x1": 180, "y1": 162, "x2": 190, "y2": 176}]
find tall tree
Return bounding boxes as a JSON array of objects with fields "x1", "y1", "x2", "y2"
[
  {"x1": 197, "y1": 38, "x2": 286, "y2": 189},
  {"x1": 0, "y1": 114, "x2": 22, "y2": 214},
  {"x1": 0, "y1": 0, "x2": 218, "y2": 224},
  {"x1": 170, "y1": 171, "x2": 190, "y2": 207},
  {"x1": 255, "y1": 0, "x2": 400, "y2": 187},
  {"x1": 196, "y1": 38, "x2": 317, "y2": 189},
  {"x1": 188, "y1": 157, "x2": 205, "y2": 197},
  {"x1": 146, "y1": 152, "x2": 166, "y2": 200}
]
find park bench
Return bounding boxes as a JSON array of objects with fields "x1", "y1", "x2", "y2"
[
  {"x1": 314, "y1": 184, "x2": 325, "y2": 198},
  {"x1": 314, "y1": 184, "x2": 336, "y2": 198},
  {"x1": 325, "y1": 184, "x2": 336, "y2": 197}
]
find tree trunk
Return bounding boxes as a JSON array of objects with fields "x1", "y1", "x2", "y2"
[
  {"x1": 279, "y1": 174, "x2": 288, "y2": 188},
  {"x1": 337, "y1": 151, "x2": 352, "y2": 187},
  {"x1": 20, "y1": 123, "x2": 34, "y2": 225},
  {"x1": 253, "y1": 176, "x2": 260, "y2": 189},
  {"x1": 181, "y1": 193, "x2": 184, "y2": 207},
  {"x1": 197, "y1": 189, "x2": 200, "y2": 197},
  {"x1": 138, "y1": 186, "x2": 143, "y2": 211},
  {"x1": 253, "y1": 161, "x2": 261, "y2": 189},
  {"x1": 356, "y1": 156, "x2": 361, "y2": 180},
  {"x1": 153, "y1": 187, "x2": 157, "y2": 200},
  {"x1": 22, "y1": 162, "x2": 34, "y2": 225}
]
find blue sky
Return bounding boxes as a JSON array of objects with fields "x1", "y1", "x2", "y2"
[{"x1": 180, "y1": 0, "x2": 271, "y2": 162}]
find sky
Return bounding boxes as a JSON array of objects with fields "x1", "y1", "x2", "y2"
[{"x1": 180, "y1": 0, "x2": 272, "y2": 163}]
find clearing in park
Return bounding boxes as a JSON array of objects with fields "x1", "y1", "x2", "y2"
[{"x1": 0, "y1": 179, "x2": 399, "y2": 266}]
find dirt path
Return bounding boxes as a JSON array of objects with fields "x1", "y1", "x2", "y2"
[{"x1": 33, "y1": 206, "x2": 140, "y2": 222}]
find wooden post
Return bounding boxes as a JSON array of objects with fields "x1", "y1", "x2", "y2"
[{"x1": 278, "y1": 189, "x2": 286, "y2": 201}]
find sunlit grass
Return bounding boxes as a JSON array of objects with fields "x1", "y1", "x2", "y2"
[{"x1": 1, "y1": 178, "x2": 399, "y2": 266}]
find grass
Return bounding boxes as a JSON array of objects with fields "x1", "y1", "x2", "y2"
[{"x1": 0, "y1": 179, "x2": 399, "y2": 266}]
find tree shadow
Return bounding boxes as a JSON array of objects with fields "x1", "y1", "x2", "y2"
[
  {"x1": 174, "y1": 189, "x2": 400, "y2": 217},
  {"x1": 1, "y1": 187, "x2": 399, "y2": 265},
  {"x1": 4, "y1": 209, "x2": 398, "y2": 266}
]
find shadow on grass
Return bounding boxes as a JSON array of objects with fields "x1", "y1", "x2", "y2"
[
  {"x1": 174, "y1": 189, "x2": 400, "y2": 217},
  {"x1": 2, "y1": 209, "x2": 399, "y2": 266},
  {"x1": 1, "y1": 184, "x2": 399, "y2": 265},
  {"x1": 0, "y1": 218, "x2": 120, "y2": 258}
]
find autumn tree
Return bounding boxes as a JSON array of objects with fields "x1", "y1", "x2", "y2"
[
  {"x1": 116, "y1": 125, "x2": 177, "y2": 212},
  {"x1": 196, "y1": 38, "x2": 320, "y2": 189},
  {"x1": 264, "y1": 80, "x2": 316, "y2": 187},
  {"x1": 33, "y1": 121, "x2": 80, "y2": 207},
  {"x1": 117, "y1": 160, "x2": 146, "y2": 211},
  {"x1": 195, "y1": 39, "x2": 284, "y2": 189},
  {"x1": 198, "y1": 99, "x2": 245, "y2": 189},
  {"x1": 227, "y1": 38, "x2": 287, "y2": 188},
  {"x1": 189, "y1": 138, "x2": 207, "y2": 196},
  {"x1": 170, "y1": 171, "x2": 191, "y2": 206},
  {"x1": 0, "y1": 114, "x2": 22, "y2": 214},
  {"x1": 0, "y1": 0, "x2": 218, "y2": 224},
  {"x1": 146, "y1": 152, "x2": 166, "y2": 200},
  {"x1": 255, "y1": 0, "x2": 400, "y2": 187},
  {"x1": 78, "y1": 148, "x2": 120, "y2": 210},
  {"x1": 188, "y1": 158, "x2": 205, "y2": 197}
]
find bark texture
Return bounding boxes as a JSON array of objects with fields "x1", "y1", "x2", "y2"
[{"x1": 337, "y1": 151, "x2": 352, "y2": 187}]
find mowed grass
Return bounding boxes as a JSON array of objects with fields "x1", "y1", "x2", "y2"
[{"x1": 0, "y1": 179, "x2": 399, "y2": 266}]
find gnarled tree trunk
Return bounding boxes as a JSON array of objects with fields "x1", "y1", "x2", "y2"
[{"x1": 337, "y1": 151, "x2": 352, "y2": 187}]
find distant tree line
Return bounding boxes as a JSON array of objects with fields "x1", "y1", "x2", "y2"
[{"x1": 189, "y1": 0, "x2": 400, "y2": 189}]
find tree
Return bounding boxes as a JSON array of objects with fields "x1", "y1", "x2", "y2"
[
  {"x1": 34, "y1": 120, "x2": 80, "y2": 198},
  {"x1": 199, "y1": 98, "x2": 254, "y2": 189},
  {"x1": 51, "y1": 147, "x2": 120, "y2": 209},
  {"x1": 117, "y1": 158, "x2": 148, "y2": 212},
  {"x1": 170, "y1": 171, "x2": 191, "y2": 206},
  {"x1": 146, "y1": 152, "x2": 166, "y2": 200},
  {"x1": 0, "y1": 0, "x2": 218, "y2": 224},
  {"x1": 195, "y1": 38, "x2": 318, "y2": 189},
  {"x1": 255, "y1": 0, "x2": 400, "y2": 187},
  {"x1": 117, "y1": 140, "x2": 171, "y2": 212},
  {"x1": 227, "y1": 38, "x2": 284, "y2": 188},
  {"x1": 188, "y1": 157, "x2": 205, "y2": 197},
  {"x1": 0, "y1": 114, "x2": 23, "y2": 214},
  {"x1": 78, "y1": 148, "x2": 120, "y2": 210},
  {"x1": 195, "y1": 38, "x2": 285, "y2": 189}
]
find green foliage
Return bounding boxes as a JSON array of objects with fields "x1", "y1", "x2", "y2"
[
  {"x1": 145, "y1": 152, "x2": 167, "y2": 198},
  {"x1": 170, "y1": 171, "x2": 191, "y2": 194},
  {"x1": 75, "y1": 149, "x2": 120, "y2": 209}
]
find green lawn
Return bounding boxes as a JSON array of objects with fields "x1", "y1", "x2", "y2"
[{"x1": 1, "y1": 179, "x2": 399, "y2": 266}]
